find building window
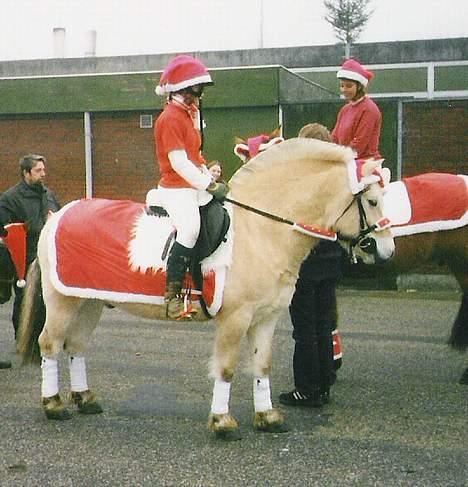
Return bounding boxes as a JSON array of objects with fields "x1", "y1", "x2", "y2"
[{"x1": 140, "y1": 114, "x2": 153, "y2": 129}]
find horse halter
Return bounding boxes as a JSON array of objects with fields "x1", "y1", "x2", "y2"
[{"x1": 336, "y1": 189, "x2": 390, "y2": 262}]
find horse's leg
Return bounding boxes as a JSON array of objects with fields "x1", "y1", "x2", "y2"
[
  {"x1": 65, "y1": 299, "x2": 105, "y2": 414},
  {"x1": 459, "y1": 367, "x2": 468, "y2": 385},
  {"x1": 247, "y1": 317, "x2": 288, "y2": 433},
  {"x1": 207, "y1": 307, "x2": 252, "y2": 441},
  {"x1": 39, "y1": 285, "x2": 87, "y2": 420},
  {"x1": 441, "y1": 250, "x2": 468, "y2": 383},
  {"x1": 448, "y1": 292, "x2": 468, "y2": 351}
]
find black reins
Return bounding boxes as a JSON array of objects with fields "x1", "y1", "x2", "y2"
[
  {"x1": 224, "y1": 197, "x2": 298, "y2": 227},
  {"x1": 224, "y1": 190, "x2": 381, "y2": 259}
]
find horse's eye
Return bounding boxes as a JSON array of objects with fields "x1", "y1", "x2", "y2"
[{"x1": 368, "y1": 199, "x2": 378, "y2": 207}]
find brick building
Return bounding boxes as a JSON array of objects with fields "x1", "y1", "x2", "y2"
[{"x1": 0, "y1": 37, "x2": 466, "y2": 207}]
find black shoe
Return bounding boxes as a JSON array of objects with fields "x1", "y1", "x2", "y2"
[
  {"x1": 279, "y1": 389, "x2": 323, "y2": 408},
  {"x1": 0, "y1": 360, "x2": 12, "y2": 369}
]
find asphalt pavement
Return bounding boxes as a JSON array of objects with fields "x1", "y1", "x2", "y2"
[{"x1": 0, "y1": 289, "x2": 467, "y2": 487}]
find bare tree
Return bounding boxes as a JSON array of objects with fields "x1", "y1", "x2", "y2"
[{"x1": 324, "y1": 0, "x2": 374, "y2": 58}]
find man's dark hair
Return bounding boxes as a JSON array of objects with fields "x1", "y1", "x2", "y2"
[{"x1": 20, "y1": 154, "x2": 46, "y2": 175}]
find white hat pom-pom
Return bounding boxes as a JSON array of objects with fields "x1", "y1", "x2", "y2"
[
  {"x1": 155, "y1": 85, "x2": 165, "y2": 95},
  {"x1": 16, "y1": 279, "x2": 26, "y2": 288}
]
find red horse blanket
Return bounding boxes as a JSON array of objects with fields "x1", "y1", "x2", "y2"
[
  {"x1": 383, "y1": 173, "x2": 468, "y2": 237},
  {"x1": 48, "y1": 198, "x2": 229, "y2": 316}
]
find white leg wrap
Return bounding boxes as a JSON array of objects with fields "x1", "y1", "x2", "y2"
[
  {"x1": 41, "y1": 357, "x2": 59, "y2": 398},
  {"x1": 210, "y1": 379, "x2": 231, "y2": 415},
  {"x1": 69, "y1": 356, "x2": 88, "y2": 392},
  {"x1": 253, "y1": 377, "x2": 273, "y2": 413}
]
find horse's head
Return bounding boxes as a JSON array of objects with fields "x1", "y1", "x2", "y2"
[{"x1": 334, "y1": 159, "x2": 394, "y2": 264}]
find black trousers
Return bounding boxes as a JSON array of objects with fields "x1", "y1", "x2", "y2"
[{"x1": 289, "y1": 249, "x2": 341, "y2": 395}]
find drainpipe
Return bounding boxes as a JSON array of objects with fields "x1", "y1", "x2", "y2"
[
  {"x1": 84, "y1": 112, "x2": 93, "y2": 198},
  {"x1": 396, "y1": 100, "x2": 403, "y2": 180}
]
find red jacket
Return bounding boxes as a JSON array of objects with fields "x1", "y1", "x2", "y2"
[
  {"x1": 332, "y1": 96, "x2": 382, "y2": 159},
  {"x1": 155, "y1": 102, "x2": 205, "y2": 188}
]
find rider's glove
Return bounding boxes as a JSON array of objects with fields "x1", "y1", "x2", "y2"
[{"x1": 206, "y1": 181, "x2": 229, "y2": 201}]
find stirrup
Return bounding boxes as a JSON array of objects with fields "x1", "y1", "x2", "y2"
[{"x1": 165, "y1": 295, "x2": 197, "y2": 321}]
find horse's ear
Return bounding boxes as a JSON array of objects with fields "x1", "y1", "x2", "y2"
[
  {"x1": 270, "y1": 127, "x2": 282, "y2": 139},
  {"x1": 234, "y1": 143, "x2": 250, "y2": 163},
  {"x1": 361, "y1": 159, "x2": 382, "y2": 176},
  {"x1": 234, "y1": 136, "x2": 246, "y2": 145},
  {"x1": 381, "y1": 167, "x2": 391, "y2": 186}
]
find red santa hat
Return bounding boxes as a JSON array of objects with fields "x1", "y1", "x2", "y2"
[
  {"x1": 337, "y1": 59, "x2": 374, "y2": 87},
  {"x1": 155, "y1": 55, "x2": 213, "y2": 96},
  {"x1": 3, "y1": 223, "x2": 27, "y2": 287}
]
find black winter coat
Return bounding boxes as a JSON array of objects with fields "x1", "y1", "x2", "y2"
[{"x1": 0, "y1": 180, "x2": 60, "y2": 264}]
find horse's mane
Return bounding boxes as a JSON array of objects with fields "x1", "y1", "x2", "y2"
[{"x1": 230, "y1": 138, "x2": 355, "y2": 186}]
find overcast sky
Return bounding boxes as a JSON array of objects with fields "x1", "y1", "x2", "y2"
[{"x1": 0, "y1": 0, "x2": 466, "y2": 62}]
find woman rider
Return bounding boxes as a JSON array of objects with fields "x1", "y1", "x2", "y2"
[{"x1": 154, "y1": 55, "x2": 228, "y2": 320}]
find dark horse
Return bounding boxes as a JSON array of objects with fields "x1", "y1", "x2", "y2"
[{"x1": 349, "y1": 174, "x2": 468, "y2": 384}]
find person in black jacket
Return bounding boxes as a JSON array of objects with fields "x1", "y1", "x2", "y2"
[
  {"x1": 0, "y1": 154, "x2": 60, "y2": 341},
  {"x1": 279, "y1": 124, "x2": 345, "y2": 407}
]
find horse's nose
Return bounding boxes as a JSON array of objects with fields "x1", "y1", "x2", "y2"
[{"x1": 358, "y1": 237, "x2": 377, "y2": 255}]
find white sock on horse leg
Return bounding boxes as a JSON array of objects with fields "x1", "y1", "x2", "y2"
[
  {"x1": 41, "y1": 356, "x2": 59, "y2": 398},
  {"x1": 253, "y1": 377, "x2": 273, "y2": 412},
  {"x1": 69, "y1": 356, "x2": 88, "y2": 392},
  {"x1": 211, "y1": 379, "x2": 231, "y2": 414}
]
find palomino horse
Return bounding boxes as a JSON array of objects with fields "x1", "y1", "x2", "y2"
[
  {"x1": 17, "y1": 138, "x2": 395, "y2": 439},
  {"x1": 238, "y1": 127, "x2": 468, "y2": 385}
]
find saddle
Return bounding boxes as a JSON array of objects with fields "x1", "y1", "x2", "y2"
[
  {"x1": 148, "y1": 198, "x2": 231, "y2": 303},
  {"x1": 148, "y1": 198, "x2": 230, "y2": 262}
]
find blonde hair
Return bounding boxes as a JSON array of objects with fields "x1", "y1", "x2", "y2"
[{"x1": 298, "y1": 123, "x2": 332, "y2": 142}]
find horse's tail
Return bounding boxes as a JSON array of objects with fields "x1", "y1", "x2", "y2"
[
  {"x1": 448, "y1": 293, "x2": 468, "y2": 351},
  {"x1": 16, "y1": 259, "x2": 44, "y2": 365}
]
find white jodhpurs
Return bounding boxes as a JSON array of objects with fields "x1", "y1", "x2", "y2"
[{"x1": 157, "y1": 187, "x2": 206, "y2": 248}]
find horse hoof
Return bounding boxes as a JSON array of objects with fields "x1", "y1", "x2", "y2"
[
  {"x1": 214, "y1": 429, "x2": 242, "y2": 441},
  {"x1": 71, "y1": 390, "x2": 103, "y2": 415},
  {"x1": 42, "y1": 394, "x2": 72, "y2": 421},
  {"x1": 207, "y1": 413, "x2": 241, "y2": 440},
  {"x1": 253, "y1": 409, "x2": 288, "y2": 433}
]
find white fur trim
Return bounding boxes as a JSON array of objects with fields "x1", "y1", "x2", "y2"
[
  {"x1": 253, "y1": 377, "x2": 273, "y2": 412},
  {"x1": 233, "y1": 143, "x2": 249, "y2": 163},
  {"x1": 346, "y1": 159, "x2": 381, "y2": 194},
  {"x1": 383, "y1": 181, "x2": 412, "y2": 226},
  {"x1": 146, "y1": 188, "x2": 161, "y2": 207},
  {"x1": 391, "y1": 210, "x2": 468, "y2": 237},
  {"x1": 257, "y1": 136, "x2": 285, "y2": 153},
  {"x1": 337, "y1": 69, "x2": 368, "y2": 86},
  {"x1": 211, "y1": 379, "x2": 231, "y2": 414},
  {"x1": 155, "y1": 73, "x2": 213, "y2": 95}
]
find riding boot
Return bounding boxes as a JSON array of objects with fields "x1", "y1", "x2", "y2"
[{"x1": 165, "y1": 242, "x2": 195, "y2": 320}]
